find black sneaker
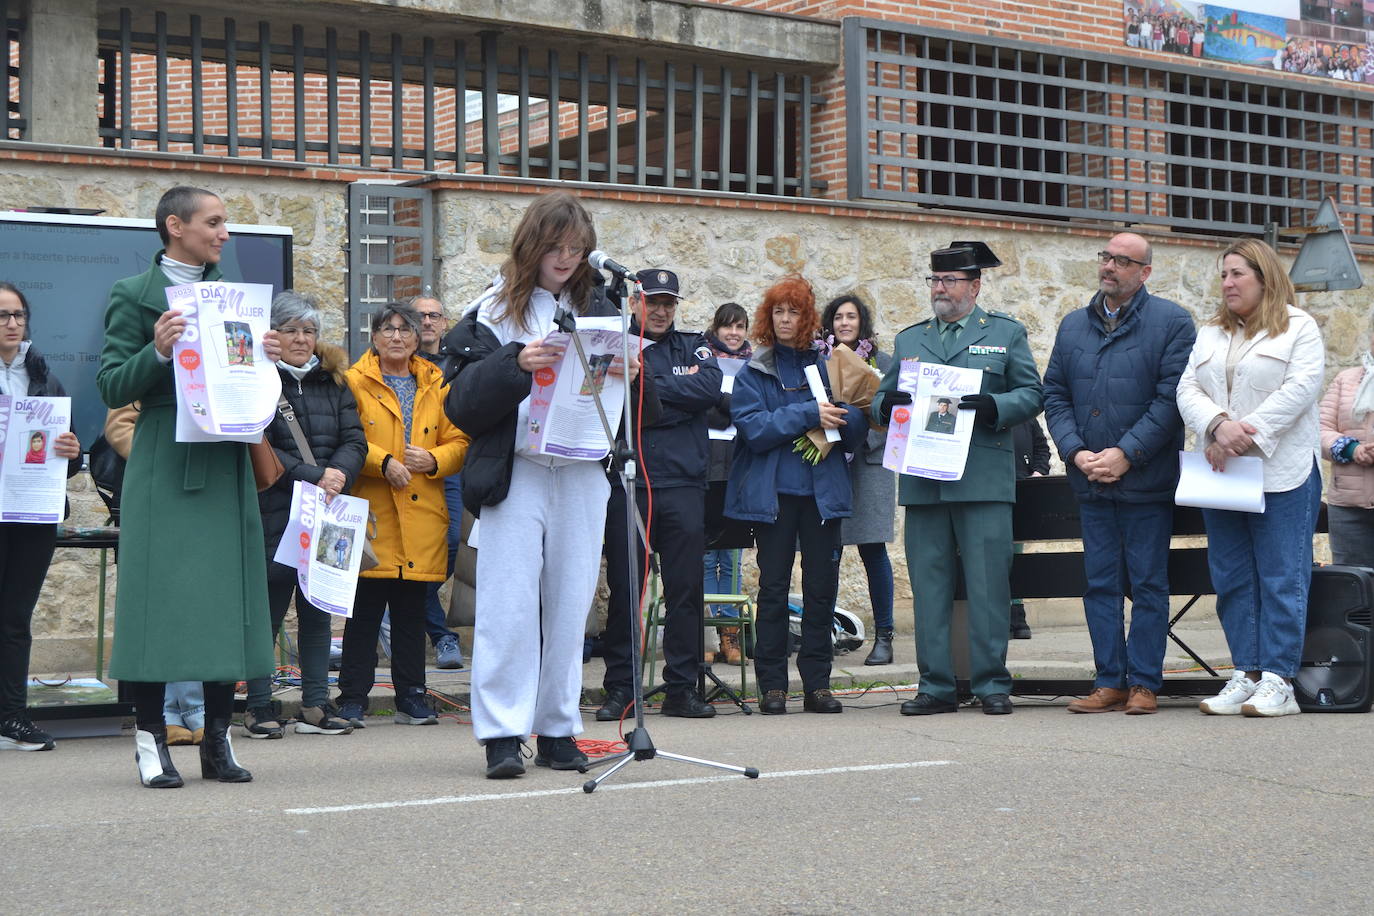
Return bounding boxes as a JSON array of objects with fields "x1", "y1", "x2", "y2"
[
  {"x1": 534, "y1": 735, "x2": 589, "y2": 771},
  {"x1": 0, "y1": 715, "x2": 55, "y2": 751},
  {"x1": 661, "y1": 689, "x2": 716, "y2": 718},
  {"x1": 336, "y1": 701, "x2": 367, "y2": 729},
  {"x1": 595, "y1": 686, "x2": 633, "y2": 722},
  {"x1": 242, "y1": 706, "x2": 284, "y2": 739},
  {"x1": 394, "y1": 692, "x2": 438, "y2": 725},
  {"x1": 485, "y1": 736, "x2": 528, "y2": 779}
]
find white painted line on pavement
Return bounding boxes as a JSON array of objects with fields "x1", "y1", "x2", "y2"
[{"x1": 284, "y1": 759, "x2": 954, "y2": 816}]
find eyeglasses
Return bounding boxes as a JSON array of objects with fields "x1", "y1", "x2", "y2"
[
  {"x1": 277, "y1": 325, "x2": 318, "y2": 338},
  {"x1": 417, "y1": 311, "x2": 445, "y2": 322},
  {"x1": 1097, "y1": 251, "x2": 1150, "y2": 269},
  {"x1": 924, "y1": 276, "x2": 971, "y2": 288},
  {"x1": 645, "y1": 301, "x2": 677, "y2": 312},
  {"x1": 378, "y1": 325, "x2": 416, "y2": 338},
  {"x1": 546, "y1": 244, "x2": 584, "y2": 258},
  {"x1": 0, "y1": 311, "x2": 26, "y2": 325}
]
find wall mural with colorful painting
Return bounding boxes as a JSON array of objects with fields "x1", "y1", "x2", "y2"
[{"x1": 1123, "y1": 0, "x2": 1374, "y2": 81}]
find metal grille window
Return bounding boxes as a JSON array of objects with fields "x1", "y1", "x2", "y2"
[
  {"x1": 845, "y1": 19, "x2": 1374, "y2": 244},
  {"x1": 96, "y1": 7, "x2": 824, "y2": 196},
  {"x1": 2, "y1": 0, "x2": 23, "y2": 140}
]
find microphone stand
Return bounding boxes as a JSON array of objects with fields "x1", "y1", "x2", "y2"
[{"x1": 561, "y1": 270, "x2": 758, "y2": 794}]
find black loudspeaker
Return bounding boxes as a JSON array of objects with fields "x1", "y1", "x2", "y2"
[{"x1": 1295, "y1": 565, "x2": 1374, "y2": 713}]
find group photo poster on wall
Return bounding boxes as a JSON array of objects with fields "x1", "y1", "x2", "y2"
[{"x1": 1123, "y1": 0, "x2": 1374, "y2": 82}]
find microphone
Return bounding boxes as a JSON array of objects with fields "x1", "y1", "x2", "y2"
[{"x1": 588, "y1": 250, "x2": 637, "y2": 278}]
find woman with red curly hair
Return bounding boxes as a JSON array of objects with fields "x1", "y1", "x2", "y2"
[{"x1": 724, "y1": 277, "x2": 867, "y2": 715}]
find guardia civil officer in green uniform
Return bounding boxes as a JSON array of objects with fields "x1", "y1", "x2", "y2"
[{"x1": 872, "y1": 242, "x2": 1043, "y2": 716}]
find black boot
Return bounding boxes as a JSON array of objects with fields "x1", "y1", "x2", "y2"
[
  {"x1": 134, "y1": 725, "x2": 184, "y2": 788},
  {"x1": 863, "y1": 627, "x2": 895, "y2": 666},
  {"x1": 1010, "y1": 602, "x2": 1032, "y2": 639},
  {"x1": 200, "y1": 716, "x2": 252, "y2": 783}
]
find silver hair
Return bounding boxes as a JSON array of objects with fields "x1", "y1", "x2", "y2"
[
  {"x1": 370, "y1": 301, "x2": 422, "y2": 336},
  {"x1": 271, "y1": 290, "x2": 321, "y2": 329}
]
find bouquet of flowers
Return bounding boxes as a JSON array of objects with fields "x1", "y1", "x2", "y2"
[{"x1": 791, "y1": 342, "x2": 882, "y2": 465}]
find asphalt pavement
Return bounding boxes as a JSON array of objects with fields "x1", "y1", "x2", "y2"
[{"x1": 8, "y1": 616, "x2": 1374, "y2": 913}]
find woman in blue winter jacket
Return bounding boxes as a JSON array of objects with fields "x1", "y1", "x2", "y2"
[{"x1": 725, "y1": 277, "x2": 866, "y2": 715}]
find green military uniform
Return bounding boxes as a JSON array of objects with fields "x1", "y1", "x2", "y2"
[
  {"x1": 924, "y1": 406, "x2": 956, "y2": 434},
  {"x1": 873, "y1": 304, "x2": 1043, "y2": 703}
]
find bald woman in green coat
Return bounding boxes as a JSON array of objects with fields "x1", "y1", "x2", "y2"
[{"x1": 98, "y1": 186, "x2": 277, "y2": 788}]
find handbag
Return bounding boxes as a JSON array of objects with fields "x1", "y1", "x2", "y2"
[
  {"x1": 249, "y1": 436, "x2": 284, "y2": 492},
  {"x1": 276, "y1": 395, "x2": 379, "y2": 571}
]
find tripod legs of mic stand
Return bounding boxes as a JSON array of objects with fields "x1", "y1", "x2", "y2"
[{"x1": 581, "y1": 727, "x2": 760, "y2": 793}]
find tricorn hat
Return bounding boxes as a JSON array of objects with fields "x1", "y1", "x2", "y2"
[{"x1": 930, "y1": 241, "x2": 1002, "y2": 272}]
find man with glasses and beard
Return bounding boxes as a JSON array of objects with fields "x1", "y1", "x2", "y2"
[
  {"x1": 1043, "y1": 233, "x2": 1195, "y2": 715},
  {"x1": 872, "y1": 242, "x2": 1043, "y2": 717}
]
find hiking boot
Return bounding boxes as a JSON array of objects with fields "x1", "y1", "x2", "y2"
[
  {"x1": 803, "y1": 688, "x2": 843, "y2": 713},
  {"x1": 759, "y1": 689, "x2": 788, "y2": 715},
  {"x1": 718, "y1": 627, "x2": 744, "y2": 665}
]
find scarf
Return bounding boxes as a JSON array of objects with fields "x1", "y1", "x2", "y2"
[{"x1": 1352, "y1": 350, "x2": 1374, "y2": 424}]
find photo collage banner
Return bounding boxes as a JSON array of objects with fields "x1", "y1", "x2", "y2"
[{"x1": 1123, "y1": 0, "x2": 1374, "y2": 82}]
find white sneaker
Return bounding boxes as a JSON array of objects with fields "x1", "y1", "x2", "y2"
[
  {"x1": 1241, "y1": 672, "x2": 1301, "y2": 717},
  {"x1": 1199, "y1": 671, "x2": 1258, "y2": 715}
]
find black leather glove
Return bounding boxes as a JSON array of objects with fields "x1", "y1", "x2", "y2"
[
  {"x1": 877, "y1": 390, "x2": 912, "y2": 425},
  {"x1": 958, "y1": 393, "x2": 998, "y2": 426}
]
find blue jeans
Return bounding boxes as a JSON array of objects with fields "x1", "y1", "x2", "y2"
[
  {"x1": 422, "y1": 474, "x2": 463, "y2": 648},
  {"x1": 855, "y1": 542, "x2": 894, "y2": 630},
  {"x1": 163, "y1": 681, "x2": 205, "y2": 731},
  {"x1": 703, "y1": 548, "x2": 742, "y2": 618},
  {"x1": 1079, "y1": 500, "x2": 1173, "y2": 692},
  {"x1": 1202, "y1": 464, "x2": 1321, "y2": 678}
]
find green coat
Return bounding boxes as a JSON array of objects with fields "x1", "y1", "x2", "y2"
[
  {"x1": 97, "y1": 254, "x2": 274, "y2": 683},
  {"x1": 874, "y1": 305, "x2": 1043, "y2": 505}
]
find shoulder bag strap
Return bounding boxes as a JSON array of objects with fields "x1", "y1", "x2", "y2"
[{"x1": 277, "y1": 395, "x2": 317, "y2": 466}]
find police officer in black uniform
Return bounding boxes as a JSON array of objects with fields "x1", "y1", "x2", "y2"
[{"x1": 597, "y1": 269, "x2": 725, "y2": 720}]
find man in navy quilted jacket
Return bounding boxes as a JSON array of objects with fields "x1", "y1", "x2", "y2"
[{"x1": 1043, "y1": 232, "x2": 1196, "y2": 716}]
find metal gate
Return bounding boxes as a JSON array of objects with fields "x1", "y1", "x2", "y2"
[{"x1": 345, "y1": 182, "x2": 434, "y2": 359}]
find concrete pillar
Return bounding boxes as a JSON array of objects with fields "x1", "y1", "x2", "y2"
[{"x1": 19, "y1": 0, "x2": 100, "y2": 146}]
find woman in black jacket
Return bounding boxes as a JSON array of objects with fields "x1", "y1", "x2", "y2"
[
  {"x1": 0, "y1": 282, "x2": 82, "y2": 752},
  {"x1": 444, "y1": 191, "x2": 656, "y2": 779},
  {"x1": 240, "y1": 291, "x2": 366, "y2": 739}
]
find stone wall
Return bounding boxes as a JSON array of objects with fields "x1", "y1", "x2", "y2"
[{"x1": 5, "y1": 154, "x2": 1367, "y2": 672}]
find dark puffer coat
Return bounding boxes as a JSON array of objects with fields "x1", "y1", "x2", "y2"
[
  {"x1": 1042, "y1": 285, "x2": 1196, "y2": 503},
  {"x1": 258, "y1": 342, "x2": 368, "y2": 558}
]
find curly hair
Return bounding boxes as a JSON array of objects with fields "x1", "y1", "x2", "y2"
[{"x1": 752, "y1": 276, "x2": 820, "y2": 347}]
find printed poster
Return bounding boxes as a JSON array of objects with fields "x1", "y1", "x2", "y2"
[
  {"x1": 0, "y1": 394, "x2": 73, "y2": 523},
  {"x1": 169, "y1": 281, "x2": 281, "y2": 442},
  {"x1": 526, "y1": 316, "x2": 627, "y2": 460},
  {"x1": 272, "y1": 480, "x2": 371, "y2": 618},
  {"x1": 882, "y1": 360, "x2": 983, "y2": 481}
]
